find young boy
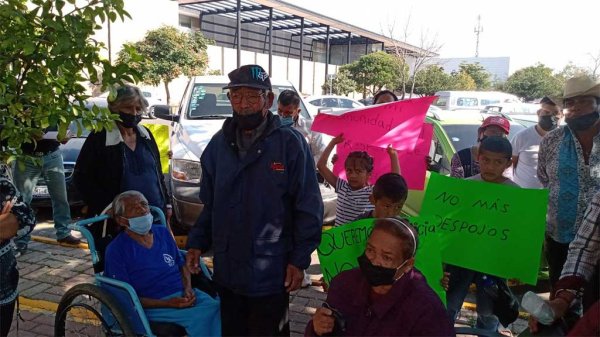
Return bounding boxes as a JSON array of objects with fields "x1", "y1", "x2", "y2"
[
  {"x1": 446, "y1": 136, "x2": 520, "y2": 334},
  {"x1": 277, "y1": 90, "x2": 326, "y2": 165},
  {"x1": 468, "y1": 135, "x2": 519, "y2": 187},
  {"x1": 356, "y1": 173, "x2": 408, "y2": 219}
]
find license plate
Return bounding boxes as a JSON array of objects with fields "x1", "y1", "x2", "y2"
[{"x1": 33, "y1": 186, "x2": 49, "y2": 197}]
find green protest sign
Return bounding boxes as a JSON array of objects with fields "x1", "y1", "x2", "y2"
[
  {"x1": 317, "y1": 219, "x2": 373, "y2": 284},
  {"x1": 317, "y1": 219, "x2": 446, "y2": 304},
  {"x1": 416, "y1": 173, "x2": 548, "y2": 285}
]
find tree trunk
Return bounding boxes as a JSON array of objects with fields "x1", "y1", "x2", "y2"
[
  {"x1": 409, "y1": 71, "x2": 418, "y2": 98},
  {"x1": 163, "y1": 80, "x2": 171, "y2": 106}
]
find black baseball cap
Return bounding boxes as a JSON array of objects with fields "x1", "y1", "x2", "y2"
[{"x1": 223, "y1": 64, "x2": 272, "y2": 91}]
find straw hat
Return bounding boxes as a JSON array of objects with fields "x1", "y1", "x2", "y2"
[{"x1": 564, "y1": 76, "x2": 600, "y2": 99}]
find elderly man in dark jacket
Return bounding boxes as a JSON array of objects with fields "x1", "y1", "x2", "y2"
[{"x1": 186, "y1": 65, "x2": 323, "y2": 336}]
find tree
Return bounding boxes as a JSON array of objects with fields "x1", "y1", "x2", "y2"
[
  {"x1": 556, "y1": 62, "x2": 588, "y2": 81},
  {"x1": 0, "y1": 0, "x2": 138, "y2": 161},
  {"x1": 458, "y1": 63, "x2": 492, "y2": 90},
  {"x1": 345, "y1": 51, "x2": 403, "y2": 98},
  {"x1": 450, "y1": 71, "x2": 477, "y2": 91},
  {"x1": 384, "y1": 18, "x2": 442, "y2": 98},
  {"x1": 321, "y1": 66, "x2": 356, "y2": 96},
  {"x1": 504, "y1": 64, "x2": 562, "y2": 101},
  {"x1": 587, "y1": 50, "x2": 600, "y2": 80},
  {"x1": 413, "y1": 65, "x2": 453, "y2": 95},
  {"x1": 117, "y1": 26, "x2": 210, "y2": 104}
]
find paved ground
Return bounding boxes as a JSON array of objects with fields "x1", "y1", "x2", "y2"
[{"x1": 8, "y1": 211, "x2": 531, "y2": 336}]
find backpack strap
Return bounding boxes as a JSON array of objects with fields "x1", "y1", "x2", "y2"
[{"x1": 457, "y1": 148, "x2": 473, "y2": 178}]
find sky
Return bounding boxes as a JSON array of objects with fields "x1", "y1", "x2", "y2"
[{"x1": 285, "y1": 0, "x2": 600, "y2": 74}]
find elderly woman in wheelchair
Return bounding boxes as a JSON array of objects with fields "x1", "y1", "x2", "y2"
[{"x1": 104, "y1": 190, "x2": 221, "y2": 336}]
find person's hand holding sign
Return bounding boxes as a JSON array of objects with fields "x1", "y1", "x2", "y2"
[
  {"x1": 317, "y1": 134, "x2": 345, "y2": 188},
  {"x1": 331, "y1": 133, "x2": 344, "y2": 145},
  {"x1": 387, "y1": 144, "x2": 401, "y2": 174},
  {"x1": 312, "y1": 307, "x2": 335, "y2": 336}
]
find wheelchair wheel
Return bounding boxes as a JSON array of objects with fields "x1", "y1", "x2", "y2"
[{"x1": 55, "y1": 283, "x2": 136, "y2": 337}]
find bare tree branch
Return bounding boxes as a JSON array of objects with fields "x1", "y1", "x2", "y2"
[
  {"x1": 382, "y1": 15, "x2": 442, "y2": 99},
  {"x1": 588, "y1": 50, "x2": 600, "y2": 80}
]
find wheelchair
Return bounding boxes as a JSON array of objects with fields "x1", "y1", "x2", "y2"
[{"x1": 54, "y1": 206, "x2": 214, "y2": 337}]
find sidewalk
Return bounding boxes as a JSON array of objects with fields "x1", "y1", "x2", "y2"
[{"x1": 12, "y1": 218, "x2": 529, "y2": 336}]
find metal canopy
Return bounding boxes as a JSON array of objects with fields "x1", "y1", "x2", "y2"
[
  {"x1": 178, "y1": 0, "x2": 426, "y2": 50},
  {"x1": 178, "y1": 0, "x2": 434, "y2": 92}
]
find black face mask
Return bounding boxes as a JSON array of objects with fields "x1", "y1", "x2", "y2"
[
  {"x1": 357, "y1": 253, "x2": 407, "y2": 286},
  {"x1": 233, "y1": 110, "x2": 265, "y2": 130},
  {"x1": 538, "y1": 115, "x2": 559, "y2": 131},
  {"x1": 118, "y1": 111, "x2": 142, "y2": 128},
  {"x1": 565, "y1": 111, "x2": 600, "y2": 131}
]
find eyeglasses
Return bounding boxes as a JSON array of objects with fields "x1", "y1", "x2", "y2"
[
  {"x1": 564, "y1": 97, "x2": 597, "y2": 108},
  {"x1": 229, "y1": 92, "x2": 265, "y2": 104}
]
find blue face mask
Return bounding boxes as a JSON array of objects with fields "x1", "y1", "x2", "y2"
[
  {"x1": 127, "y1": 213, "x2": 153, "y2": 235},
  {"x1": 280, "y1": 116, "x2": 294, "y2": 127}
]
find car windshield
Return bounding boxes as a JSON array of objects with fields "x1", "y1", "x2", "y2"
[
  {"x1": 187, "y1": 84, "x2": 310, "y2": 119},
  {"x1": 442, "y1": 123, "x2": 526, "y2": 152}
]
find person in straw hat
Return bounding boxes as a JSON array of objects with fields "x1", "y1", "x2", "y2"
[{"x1": 535, "y1": 76, "x2": 600, "y2": 328}]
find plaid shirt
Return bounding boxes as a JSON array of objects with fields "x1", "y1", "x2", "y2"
[
  {"x1": 560, "y1": 192, "x2": 600, "y2": 281},
  {"x1": 538, "y1": 126, "x2": 600, "y2": 243}
]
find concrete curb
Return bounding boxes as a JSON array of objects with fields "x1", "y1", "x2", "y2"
[
  {"x1": 19, "y1": 296, "x2": 58, "y2": 313},
  {"x1": 30, "y1": 235, "x2": 88, "y2": 249}
]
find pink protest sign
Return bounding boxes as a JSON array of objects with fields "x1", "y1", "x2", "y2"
[
  {"x1": 311, "y1": 96, "x2": 435, "y2": 152},
  {"x1": 333, "y1": 123, "x2": 434, "y2": 190}
]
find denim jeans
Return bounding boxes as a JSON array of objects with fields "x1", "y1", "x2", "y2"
[
  {"x1": 13, "y1": 150, "x2": 72, "y2": 243},
  {"x1": 446, "y1": 264, "x2": 500, "y2": 331}
]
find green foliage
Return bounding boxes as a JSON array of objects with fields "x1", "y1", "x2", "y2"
[
  {"x1": 207, "y1": 69, "x2": 222, "y2": 76},
  {"x1": 413, "y1": 65, "x2": 454, "y2": 96},
  {"x1": 458, "y1": 63, "x2": 492, "y2": 90},
  {"x1": 505, "y1": 64, "x2": 562, "y2": 101},
  {"x1": 322, "y1": 66, "x2": 357, "y2": 96},
  {"x1": 451, "y1": 71, "x2": 477, "y2": 91},
  {"x1": 555, "y1": 62, "x2": 592, "y2": 92},
  {"x1": 346, "y1": 51, "x2": 406, "y2": 98},
  {"x1": 117, "y1": 26, "x2": 210, "y2": 104},
  {"x1": 0, "y1": 0, "x2": 139, "y2": 162},
  {"x1": 556, "y1": 62, "x2": 589, "y2": 81}
]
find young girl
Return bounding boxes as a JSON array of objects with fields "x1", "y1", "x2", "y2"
[{"x1": 317, "y1": 134, "x2": 400, "y2": 226}]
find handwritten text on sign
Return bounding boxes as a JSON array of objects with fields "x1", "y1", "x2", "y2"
[
  {"x1": 317, "y1": 219, "x2": 446, "y2": 304},
  {"x1": 333, "y1": 123, "x2": 433, "y2": 190},
  {"x1": 417, "y1": 173, "x2": 549, "y2": 285},
  {"x1": 310, "y1": 97, "x2": 435, "y2": 152}
]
